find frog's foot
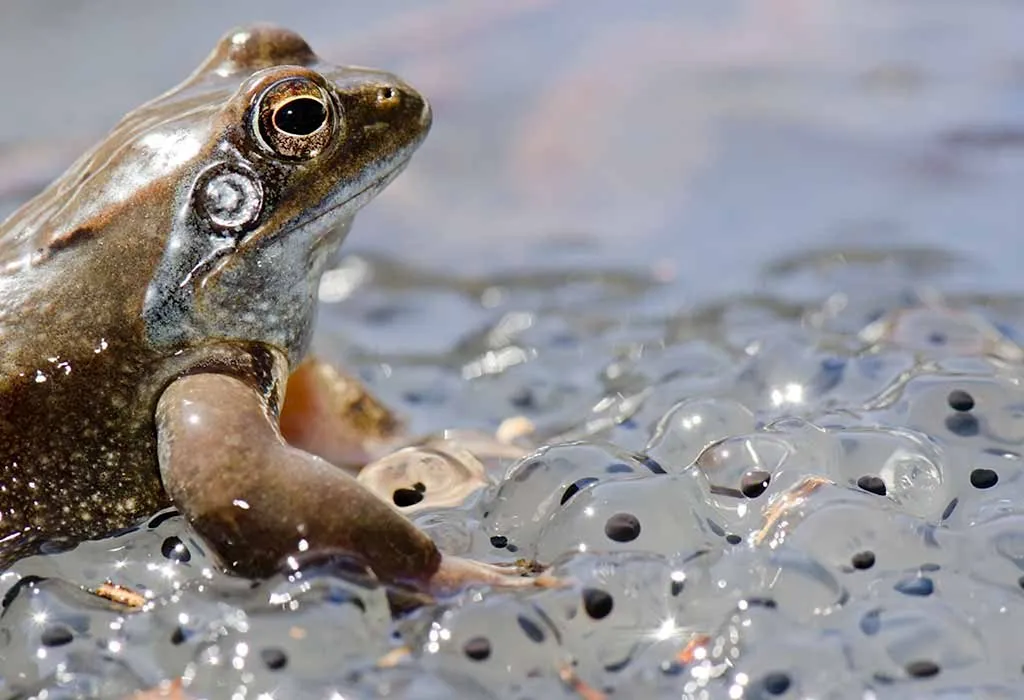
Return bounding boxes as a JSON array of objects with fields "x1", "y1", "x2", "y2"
[
  {"x1": 427, "y1": 555, "x2": 564, "y2": 596},
  {"x1": 279, "y1": 356, "x2": 403, "y2": 469}
]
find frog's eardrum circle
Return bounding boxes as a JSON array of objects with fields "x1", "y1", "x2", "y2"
[
  {"x1": 254, "y1": 76, "x2": 337, "y2": 161},
  {"x1": 194, "y1": 162, "x2": 264, "y2": 233}
]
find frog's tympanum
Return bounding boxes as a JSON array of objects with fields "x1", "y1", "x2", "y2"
[{"x1": 0, "y1": 25, "x2": 530, "y2": 593}]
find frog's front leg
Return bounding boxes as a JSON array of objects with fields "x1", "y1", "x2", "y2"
[{"x1": 155, "y1": 372, "x2": 539, "y2": 593}]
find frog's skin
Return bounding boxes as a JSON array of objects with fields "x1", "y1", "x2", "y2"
[{"x1": 0, "y1": 25, "x2": 530, "y2": 593}]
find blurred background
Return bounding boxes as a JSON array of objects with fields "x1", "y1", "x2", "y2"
[{"x1": 1, "y1": 0, "x2": 1022, "y2": 301}]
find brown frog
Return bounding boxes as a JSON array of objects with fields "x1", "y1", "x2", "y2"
[{"x1": 0, "y1": 25, "x2": 533, "y2": 593}]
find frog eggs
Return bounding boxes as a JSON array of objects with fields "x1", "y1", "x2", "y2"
[{"x1": 8, "y1": 273, "x2": 1024, "y2": 699}]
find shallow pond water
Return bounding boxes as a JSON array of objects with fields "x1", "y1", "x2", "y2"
[{"x1": 2, "y1": 2, "x2": 1024, "y2": 699}]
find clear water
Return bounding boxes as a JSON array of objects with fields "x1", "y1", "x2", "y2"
[{"x1": 5, "y1": 248, "x2": 1024, "y2": 699}]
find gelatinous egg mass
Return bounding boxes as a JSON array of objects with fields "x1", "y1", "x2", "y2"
[{"x1": 7, "y1": 252, "x2": 1024, "y2": 699}]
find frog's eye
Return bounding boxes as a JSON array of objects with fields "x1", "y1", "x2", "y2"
[{"x1": 254, "y1": 77, "x2": 337, "y2": 161}]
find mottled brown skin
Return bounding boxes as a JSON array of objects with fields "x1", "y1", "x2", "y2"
[{"x1": 0, "y1": 25, "x2": 466, "y2": 588}]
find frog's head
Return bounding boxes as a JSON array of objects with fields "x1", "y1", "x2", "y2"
[{"x1": 140, "y1": 25, "x2": 432, "y2": 364}]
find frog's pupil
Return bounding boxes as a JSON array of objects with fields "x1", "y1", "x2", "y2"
[{"x1": 274, "y1": 98, "x2": 326, "y2": 136}]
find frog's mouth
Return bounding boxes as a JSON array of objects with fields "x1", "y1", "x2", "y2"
[{"x1": 282, "y1": 153, "x2": 414, "y2": 246}]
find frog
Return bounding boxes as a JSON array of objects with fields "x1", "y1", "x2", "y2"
[{"x1": 0, "y1": 24, "x2": 540, "y2": 594}]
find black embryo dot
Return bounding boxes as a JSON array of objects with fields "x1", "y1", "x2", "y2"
[
  {"x1": 41, "y1": 624, "x2": 74, "y2": 647},
  {"x1": 762, "y1": 671, "x2": 792, "y2": 695},
  {"x1": 604, "y1": 513, "x2": 641, "y2": 542},
  {"x1": 464, "y1": 636, "x2": 491, "y2": 661},
  {"x1": 970, "y1": 468, "x2": 998, "y2": 489},
  {"x1": 947, "y1": 389, "x2": 975, "y2": 412},
  {"x1": 856, "y1": 475, "x2": 887, "y2": 496},
  {"x1": 740, "y1": 470, "x2": 771, "y2": 498},
  {"x1": 161, "y1": 536, "x2": 191, "y2": 562},
  {"x1": 170, "y1": 626, "x2": 186, "y2": 645},
  {"x1": 517, "y1": 615, "x2": 546, "y2": 643},
  {"x1": 393, "y1": 487, "x2": 424, "y2": 507},
  {"x1": 851, "y1": 551, "x2": 876, "y2": 570},
  {"x1": 260, "y1": 647, "x2": 288, "y2": 670},
  {"x1": 905, "y1": 659, "x2": 940, "y2": 678},
  {"x1": 582, "y1": 588, "x2": 614, "y2": 619}
]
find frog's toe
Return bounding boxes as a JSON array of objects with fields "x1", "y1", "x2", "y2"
[
  {"x1": 427, "y1": 555, "x2": 563, "y2": 596},
  {"x1": 279, "y1": 356, "x2": 403, "y2": 469}
]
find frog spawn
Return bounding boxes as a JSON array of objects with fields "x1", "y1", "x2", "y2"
[{"x1": 9, "y1": 278, "x2": 1024, "y2": 698}]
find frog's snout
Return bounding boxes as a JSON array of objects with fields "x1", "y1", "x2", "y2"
[
  {"x1": 394, "y1": 81, "x2": 432, "y2": 131},
  {"x1": 364, "y1": 76, "x2": 432, "y2": 145},
  {"x1": 416, "y1": 91, "x2": 433, "y2": 131},
  {"x1": 323, "y1": 68, "x2": 432, "y2": 154}
]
